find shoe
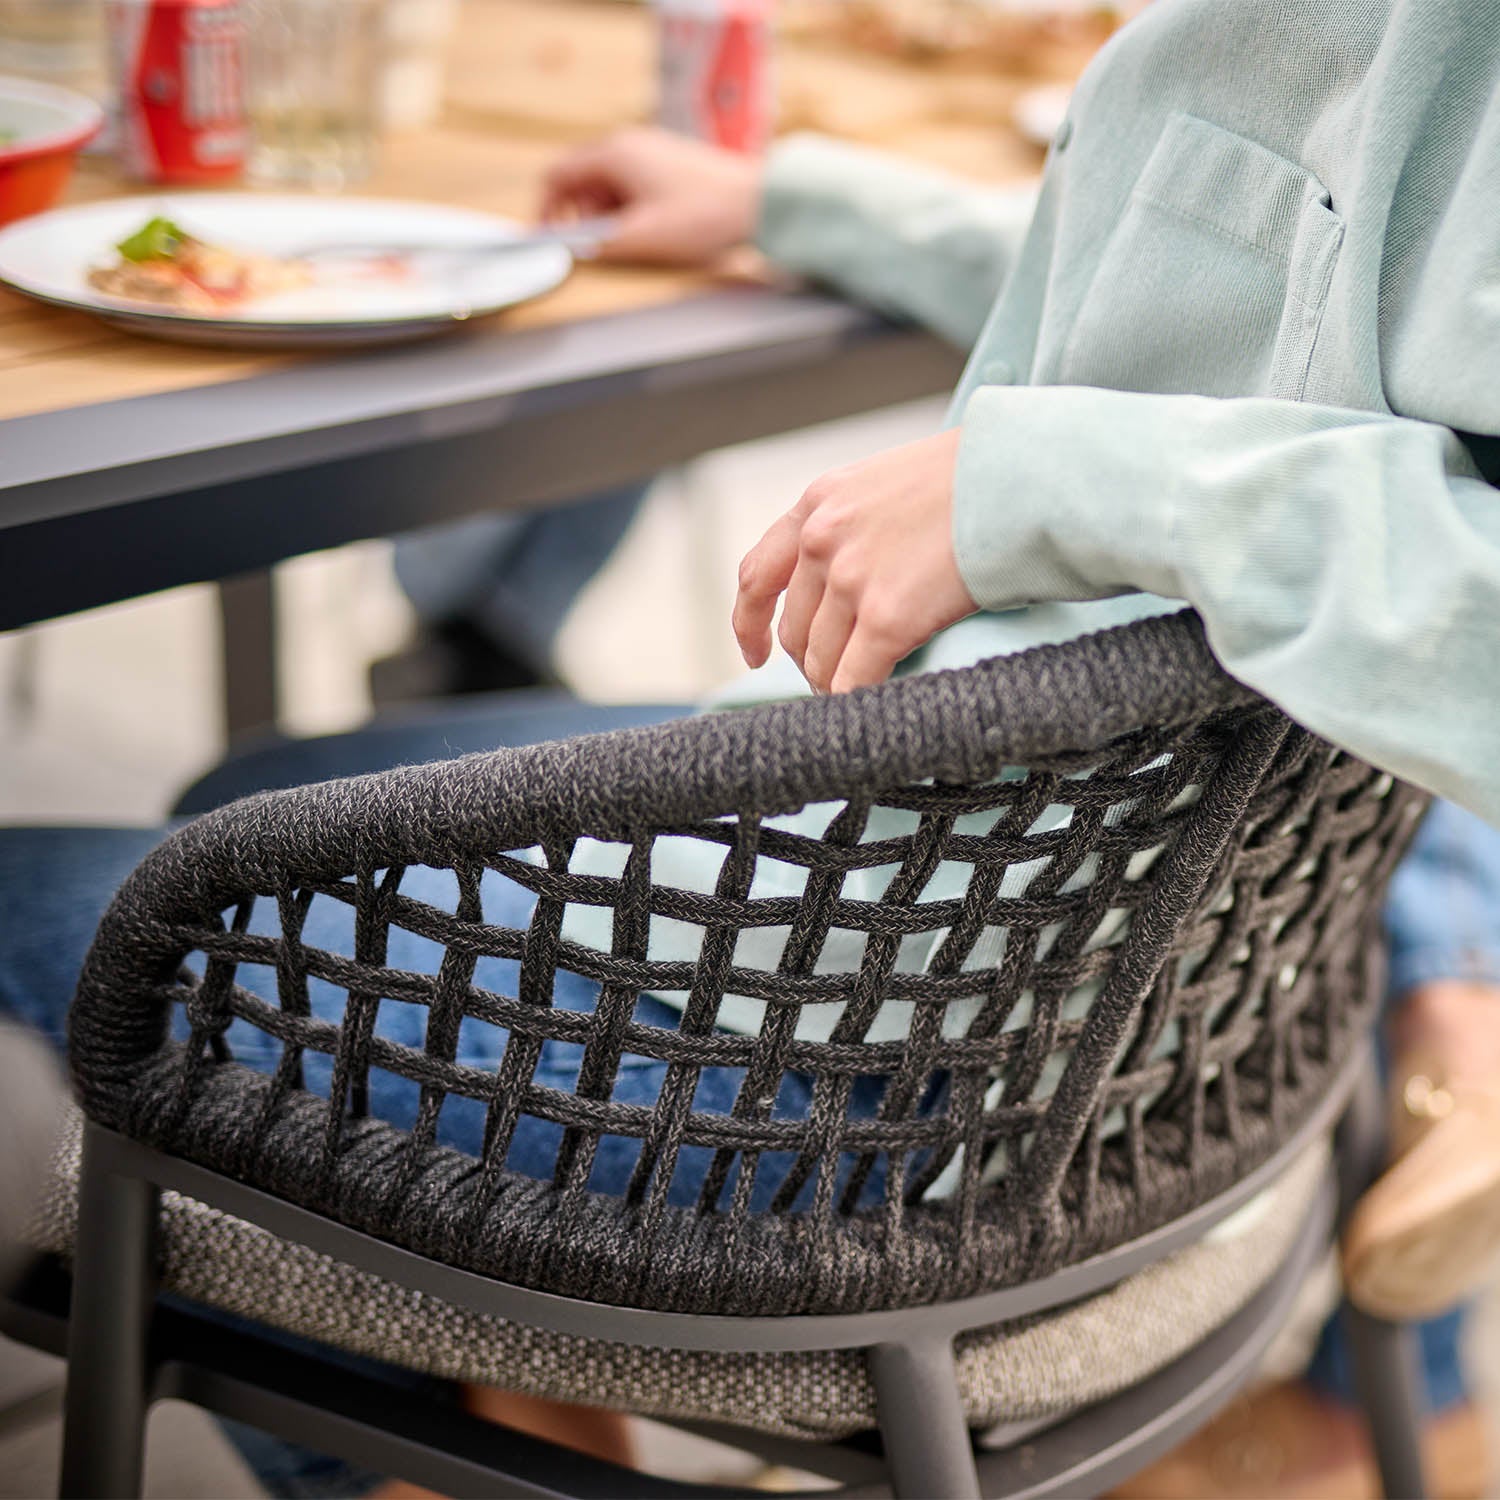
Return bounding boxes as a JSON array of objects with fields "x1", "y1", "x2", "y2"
[
  {"x1": 1108, "y1": 1381, "x2": 1490, "y2": 1500},
  {"x1": 1342, "y1": 1049, "x2": 1500, "y2": 1321},
  {"x1": 369, "y1": 619, "x2": 552, "y2": 706}
]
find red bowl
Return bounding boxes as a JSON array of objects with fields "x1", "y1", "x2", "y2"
[{"x1": 0, "y1": 76, "x2": 105, "y2": 227}]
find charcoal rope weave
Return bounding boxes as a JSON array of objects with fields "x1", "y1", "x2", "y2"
[{"x1": 67, "y1": 611, "x2": 1426, "y2": 1317}]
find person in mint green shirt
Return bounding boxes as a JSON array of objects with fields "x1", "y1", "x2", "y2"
[
  {"x1": 545, "y1": 0, "x2": 1500, "y2": 832},
  {"x1": 542, "y1": 3, "x2": 1500, "y2": 1486}
]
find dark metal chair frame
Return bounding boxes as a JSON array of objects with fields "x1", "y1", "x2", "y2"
[
  {"x1": 0, "y1": 610, "x2": 1435, "y2": 1498},
  {"x1": 0, "y1": 1044, "x2": 1426, "y2": 1499}
]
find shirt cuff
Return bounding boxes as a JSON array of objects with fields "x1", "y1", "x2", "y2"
[
  {"x1": 952, "y1": 383, "x2": 1185, "y2": 612},
  {"x1": 756, "y1": 132, "x2": 894, "y2": 273}
]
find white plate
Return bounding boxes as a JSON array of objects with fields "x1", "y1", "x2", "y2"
[{"x1": 0, "y1": 194, "x2": 573, "y2": 347}]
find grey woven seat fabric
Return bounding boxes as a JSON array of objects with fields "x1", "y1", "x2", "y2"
[
  {"x1": 30, "y1": 1107, "x2": 1327, "y2": 1439},
  {"x1": 64, "y1": 611, "x2": 1426, "y2": 1319}
]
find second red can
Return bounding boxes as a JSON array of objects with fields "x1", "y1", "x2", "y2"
[
  {"x1": 107, "y1": 0, "x2": 247, "y2": 183},
  {"x1": 656, "y1": 0, "x2": 774, "y2": 156}
]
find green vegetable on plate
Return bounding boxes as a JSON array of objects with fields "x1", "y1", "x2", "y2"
[{"x1": 116, "y1": 216, "x2": 189, "y2": 263}]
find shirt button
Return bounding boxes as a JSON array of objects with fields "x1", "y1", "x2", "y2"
[{"x1": 1054, "y1": 116, "x2": 1074, "y2": 151}]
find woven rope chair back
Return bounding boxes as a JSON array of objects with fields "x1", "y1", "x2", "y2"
[{"x1": 66, "y1": 612, "x2": 1426, "y2": 1319}]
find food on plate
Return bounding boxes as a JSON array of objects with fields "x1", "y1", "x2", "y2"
[{"x1": 87, "y1": 215, "x2": 310, "y2": 312}]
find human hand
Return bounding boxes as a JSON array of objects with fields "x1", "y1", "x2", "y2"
[
  {"x1": 1391, "y1": 979, "x2": 1500, "y2": 1094},
  {"x1": 539, "y1": 127, "x2": 762, "y2": 266},
  {"x1": 733, "y1": 429, "x2": 978, "y2": 693}
]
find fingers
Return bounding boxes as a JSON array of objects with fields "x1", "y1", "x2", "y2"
[
  {"x1": 540, "y1": 140, "x2": 614, "y2": 197},
  {"x1": 539, "y1": 148, "x2": 670, "y2": 263},
  {"x1": 829, "y1": 621, "x2": 904, "y2": 695},
  {"x1": 733, "y1": 524, "x2": 902, "y2": 694},
  {"x1": 733, "y1": 512, "x2": 800, "y2": 667},
  {"x1": 729, "y1": 430, "x2": 971, "y2": 694},
  {"x1": 775, "y1": 551, "x2": 824, "y2": 676},
  {"x1": 735, "y1": 513, "x2": 864, "y2": 692},
  {"x1": 801, "y1": 587, "x2": 857, "y2": 694},
  {"x1": 540, "y1": 128, "x2": 666, "y2": 221},
  {"x1": 539, "y1": 177, "x2": 619, "y2": 228},
  {"x1": 538, "y1": 140, "x2": 626, "y2": 224}
]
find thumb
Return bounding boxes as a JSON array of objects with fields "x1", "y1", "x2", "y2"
[{"x1": 538, "y1": 140, "x2": 629, "y2": 221}]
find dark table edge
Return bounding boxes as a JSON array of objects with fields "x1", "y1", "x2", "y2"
[
  {"x1": 1, "y1": 287, "x2": 948, "y2": 530},
  {"x1": 0, "y1": 288, "x2": 964, "y2": 633}
]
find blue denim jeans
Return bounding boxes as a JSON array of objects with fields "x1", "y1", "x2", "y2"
[
  {"x1": 2, "y1": 702, "x2": 1497, "y2": 1492},
  {"x1": 392, "y1": 483, "x2": 647, "y2": 673}
]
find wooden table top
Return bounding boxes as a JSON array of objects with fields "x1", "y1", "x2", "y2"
[{"x1": 0, "y1": 0, "x2": 1066, "y2": 426}]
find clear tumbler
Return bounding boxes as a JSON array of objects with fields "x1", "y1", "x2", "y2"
[{"x1": 245, "y1": 0, "x2": 382, "y2": 188}]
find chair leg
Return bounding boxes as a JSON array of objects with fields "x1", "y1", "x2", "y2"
[
  {"x1": 868, "y1": 1339, "x2": 981, "y2": 1500},
  {"x1": 1334, "y1": 1049, "x2": 1389, "y2": 1217},
  {"x1": 1344, "y1": 1304, "x2": 1428, "y2": 1500},
  {"x1": 1336, "y1": 1049, "x2": 1428, "y2": 1500},
  {"x1": 59, "y1": 1126, "x2": 159, "y2": 1500}
]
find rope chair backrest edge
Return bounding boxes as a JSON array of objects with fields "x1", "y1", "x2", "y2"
[{"x1": 67, "y1": 609, "x2": 1255, "y2": 1123}]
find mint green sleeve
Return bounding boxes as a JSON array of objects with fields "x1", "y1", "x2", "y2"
[
  {"x1": 755, "y1": 133, "x2": 1039, "y2": 351},
  {"x1": 952, "y1": 387, "x2": 1500, "y2": 824}
]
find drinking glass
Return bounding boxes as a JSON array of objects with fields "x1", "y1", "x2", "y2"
[{"x1": 246, "y1": 0, "x2": 382, "y2": 188}]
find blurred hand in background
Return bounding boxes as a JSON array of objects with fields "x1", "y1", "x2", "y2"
[{"x1": 540, "y1": 126, "x2": 761, "y2": 266}]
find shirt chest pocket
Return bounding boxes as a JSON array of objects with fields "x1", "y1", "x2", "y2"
[{"x1": 1055, "y1": 113, "x2": 1344, "y2": 401}]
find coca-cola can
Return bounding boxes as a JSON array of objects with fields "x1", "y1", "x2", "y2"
[
  {"x1": 656, "y1": 0, "x2": 774, "y2": 156},
  {"x1": 106, "y1": 0, "x2": 247, "y2": 182}
]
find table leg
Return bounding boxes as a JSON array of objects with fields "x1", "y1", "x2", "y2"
[{"x1": 217, "y1": 571, "x2": 279, "y2": 741}]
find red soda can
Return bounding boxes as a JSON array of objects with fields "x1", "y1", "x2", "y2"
[
  {"x1": 656, "y1": 0, "x2": 774, "y2": 155},
  {"x1": 106, "y1": 0, "x2": 247, "y2": 183}
]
